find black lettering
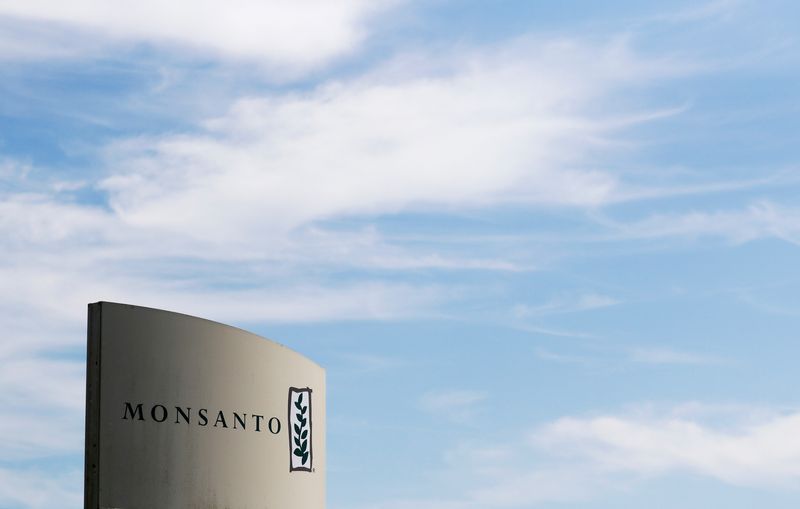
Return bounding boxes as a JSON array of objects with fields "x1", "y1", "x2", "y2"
[
  {"x1": 254, "y1": 414, "x2": 264, "y2": 432},
  {"x1": 123, "y1": 402, "x2": 144, "y2": 421},
  {"x1": 199, "y1": 408, "x2": 208, "y2": 426},
  {"x1": 268, "y1": 417, "x2": 281, "y2": 435},
  {"x1": 151, "y1": 404, "x2": 168, "y2": 423},
  {"x1": 233, "y1": 412, "x2": 246, "y2": 430},
  {"x1": 175, "y1": 406, "x2": 191, "y2": 424},
  {"x1": 214, "y1": 411, "x2": 228, "y2": 428}
]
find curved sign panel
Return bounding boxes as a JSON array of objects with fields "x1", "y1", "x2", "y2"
[{"x1": 84, "y1": 302, "x2": 325, "y2": 509}]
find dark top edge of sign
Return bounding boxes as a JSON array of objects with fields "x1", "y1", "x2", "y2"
[{"x1": 88, "y1": 301, "x2": 325, "y2": 371}]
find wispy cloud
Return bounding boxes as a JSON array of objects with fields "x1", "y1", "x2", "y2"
[
  {"x1": 628, "y1": 347, "x2": 728, "y2": 365},
  {"x1": 0, "y1": 468, "x2": 82, "y2": 509},
  {"x1": 335, "y1": 353, "x2": 406, "y2": 374},
  {"x1": 534, "y1": 345, "x2": 727, "y2": 367},
  {"x1": 534, "y1": 348, "x2": 594, "y2": 365},
  {"x1": 0, "y1": 157, "x2": 32, "y2": 180},
  {"x1": 734, "y1": 286, "x2": 800, "y2": 317},
  {"x1": 600, "y1": 201, "x2": 800, "y2": 245},
  {"x1": 514, "y1": 293, "x2": 620, "y2": 318},
  {"x1": 647, "y1": 0, "x2": 743, "y2": 24},
  {"x1": 420, "y1": 389, "x2": 488, "y2": 423}
]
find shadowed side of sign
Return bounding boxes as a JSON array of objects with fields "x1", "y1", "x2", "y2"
[{"x1": 84, "y1": 303, "x2": 102, "y2": 509}]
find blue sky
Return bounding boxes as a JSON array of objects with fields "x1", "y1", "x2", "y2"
[{"x1": 2, "y1": 0, "x2": 800, "y2": 507}]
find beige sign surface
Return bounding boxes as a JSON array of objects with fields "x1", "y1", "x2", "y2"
[{"x1": 84, "y1": 302, "x2": 325, "y2": 509}]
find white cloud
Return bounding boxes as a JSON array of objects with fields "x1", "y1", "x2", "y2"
[
  {"x1": 98, "y1": 38, "x2": 676, "y2": 245},
  {"x1": 535, "y1": 406, "x2": 800, "y2": 488},
  {"x1": 0, "y1": 0, "x2": 398, "y2": 71}
]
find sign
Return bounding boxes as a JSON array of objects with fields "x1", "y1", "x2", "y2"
[{"x1": 84, "y1": 302, "x2": 325, "y2": 509}]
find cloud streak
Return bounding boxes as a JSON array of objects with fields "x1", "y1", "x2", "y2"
[
  {"x1": 420, "y1": 389, "x2": 488, "y2": 423},
  {"x1": 600, "y1": 201, "x2": 800, "y2": 245}
]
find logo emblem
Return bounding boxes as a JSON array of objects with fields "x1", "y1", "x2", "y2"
[{"x1": 288, "y1": 387, "x2": 313, "y2": 472}]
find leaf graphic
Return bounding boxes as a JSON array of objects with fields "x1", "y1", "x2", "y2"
[{"x1": 290, "y1": 390, "x2": 311, "y2": 470}]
